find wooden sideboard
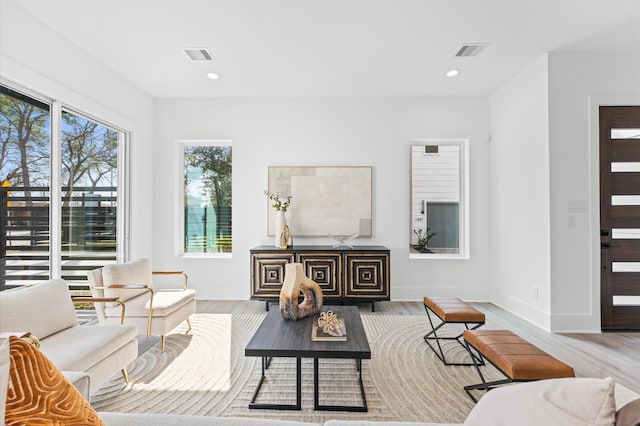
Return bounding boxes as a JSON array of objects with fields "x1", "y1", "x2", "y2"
[{"x1": 250, "y1": 245, "x2": 390, "y2": 311}]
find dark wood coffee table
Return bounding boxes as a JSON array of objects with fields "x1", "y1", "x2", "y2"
[{"x1": 245, "y1": 305, "x2": 371, "y2": 412}]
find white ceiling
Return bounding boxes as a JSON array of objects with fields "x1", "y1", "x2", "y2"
[{"x1": 12, "y1": 0, "x2": 640, "y2": 98}]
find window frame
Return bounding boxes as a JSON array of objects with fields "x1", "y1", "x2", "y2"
[
  {"x1": 176, "y1": 139, "x2": 232, "y2": 258},
  {"x1": 0, "y1": 81, "x2": 130, "y2": 287},
  {"x1": 409, "y1": 138, "x2": 470, "y2": 260},
  {"x1": 60, "y1": 105, "x2": 130, "y2": 265}
]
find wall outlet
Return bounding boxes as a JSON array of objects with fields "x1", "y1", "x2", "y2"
[{"x1": 532, "y1": 287, "x2": 539, "y2": 300}]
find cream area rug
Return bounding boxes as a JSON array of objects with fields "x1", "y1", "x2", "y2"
[{"x1": 91, "y1": 313, "x2": 500, "y2": 423}]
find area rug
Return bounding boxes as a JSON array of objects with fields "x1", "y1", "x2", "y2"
[{"x1": 91, "y1": 314, "x2": 501, "y2": 423}]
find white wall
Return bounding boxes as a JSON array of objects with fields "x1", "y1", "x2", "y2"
[
  {"x1": 0, "y1": 0, "x2": 155, "y2": 260},
  {"x1": 489, "y1": 55, "x2": 552, "y2": 330},
  {"x1": 154, "y1": 97, "x2": 491, "y2": 300},
  {"x1": 489, "y1": 51, "x2": 640, "y2": 332},
  {"x1": 548, "y1": 51, "x2": 640, "y2": 332}
]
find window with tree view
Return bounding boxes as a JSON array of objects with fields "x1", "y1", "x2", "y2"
[
  {"x1": 182, "y1": 142, "x2": 232, "y2": 254},
  {"x1": 1, "y1": 84, "x2": 126, "y2": 293},
  {"x1": 61, "y1": 111, "x2": 120, "y2": 265}
]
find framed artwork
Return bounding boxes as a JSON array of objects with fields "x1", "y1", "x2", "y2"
[{"x1": 267, "y1": 166, "x2": 372, "y2": 237}]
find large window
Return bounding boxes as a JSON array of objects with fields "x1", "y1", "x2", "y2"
[
  {"x1": 0, "y1": 84, "x2": 127, "y2": 291},
  {"x1": 179, "y1": 140, "x2": 232, "y2": 255},
  {"x1": 410, "y1": 139, "x2": 469, "y2": 259}
]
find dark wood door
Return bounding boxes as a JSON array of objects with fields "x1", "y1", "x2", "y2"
[{"x1": 600, "y1": 106, "x2": 640, "y2": 330}]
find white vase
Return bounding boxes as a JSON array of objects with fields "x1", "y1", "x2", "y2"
[{"x1": 275, "y1": 210, "x2": 286, "y2": 247}]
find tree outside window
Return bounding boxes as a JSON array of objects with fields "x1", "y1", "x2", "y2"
[{"x1": 183, "y1": 143, "x2": 232, "y2": 254}]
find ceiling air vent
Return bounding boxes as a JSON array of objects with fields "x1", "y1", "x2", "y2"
[
  {"x1": 183, "y1": 48, "x2": 214, "y2": 61},
  {"x1": 455, "y1": 43, "x2": 490, "y2": 57}
]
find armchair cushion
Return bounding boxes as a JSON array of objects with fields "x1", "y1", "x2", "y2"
[
  {"x1": 102, "y1": 258, "x2": 152, "y2": 306},
  {"x1": 5, "y1": 336, "x2": 104, "y2": 425},
  {"x1": 0, "y1": 279, "x2": 77, "y2": 339},
  {"x1": 104, "y1": 288, "x2": 196, "y2": 318}
]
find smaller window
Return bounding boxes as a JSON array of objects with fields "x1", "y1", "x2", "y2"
[
  {"x1": 410, "y1": 139, "x2": 469, "y2": 259},
  {"x1": 178, "y1": 140, "x2": 232, "y2": 256}
]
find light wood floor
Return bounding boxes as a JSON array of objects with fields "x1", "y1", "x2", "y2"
[{"x1": 141, "y1": 300, "x2": 640, "y2": 393}]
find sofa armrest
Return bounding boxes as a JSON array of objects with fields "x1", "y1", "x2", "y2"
[
  {"x1": 0, "y1": 331, "x2": 40, "y2": 349},
  {"x1": 62, "y1": 371, "x2": 91, "y2": 401}
]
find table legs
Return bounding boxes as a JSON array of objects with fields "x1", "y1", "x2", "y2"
[
  {"x1": 249, "y1": 356, "x2": 302, "y2": 410},
  {"x1": 313, "y1": 358, "x2": 368, "y2": 412},
  {"x1": 249, "y1": 356, "x2": 367, "y2": 411}
]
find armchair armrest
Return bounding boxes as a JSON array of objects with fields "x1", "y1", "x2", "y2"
[
  {"x1": 72, "y1": 296, "x2": 127, "y2": 325},
  {"x1": 103, "y1": 284, "x2": 153, "y2": 290},
  {"x1": 92, "y1": 284, "x2": 155, "y2": 337},
  {"x1": 153, "y1": 271, "x2": 188, "y2": 290}
]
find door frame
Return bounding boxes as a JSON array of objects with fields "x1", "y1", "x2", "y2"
[{"x1": 589, "y1": 96, "x2": 640, "y2": 331}]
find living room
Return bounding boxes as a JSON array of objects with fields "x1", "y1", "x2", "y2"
[{"x1": 1, "y1": 0, "x2": 640, "y2": 424}]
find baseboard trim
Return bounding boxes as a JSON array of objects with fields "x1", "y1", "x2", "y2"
[{"x1": 491, "y1": 292, "x2": 551, "y2": 332}]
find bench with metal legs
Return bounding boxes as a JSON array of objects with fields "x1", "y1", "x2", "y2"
[
  {"x1": 423, "y1": 296, "x2": 485, "y2": 366},
  {"x1": 462, "y1": 329, "x2": 575, "y2": 403}
]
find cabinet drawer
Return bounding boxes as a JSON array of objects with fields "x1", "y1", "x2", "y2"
[
  {"x1": 295, "y1": 252, "x2": 342, "y2": 298},
  {"x1": 344, "y1": 252, "x2": 390, "y2": 300},
  {"x1": 250, "y1": 252, "x2": 295, "y2": 298}
]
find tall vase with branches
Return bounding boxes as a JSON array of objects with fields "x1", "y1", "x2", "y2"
[{"x1": 265, "y1": 191, "x2": 292, "y2": 248}]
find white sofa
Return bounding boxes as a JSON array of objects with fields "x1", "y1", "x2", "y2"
[
  {"x1": 0, "y1": 279, "x2": 138, "y2": 394},
  {"x1": 95, "y1": 377, "x2": 640, "y2": 426},
  {"x1": 2, "y1": 312, "x2": 638, "y2": 426}
]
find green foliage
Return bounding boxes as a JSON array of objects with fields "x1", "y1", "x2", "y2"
[
  {"x1": 184, "y1": 145, "x2": 232, "y2": 207},
  {"x1": 264, "y1": 191, "x2": 292, "y2": 212},
  {"x1": 61, "y1": 111, "x2": 118, "y2": 190},
  {"x1": 0, "y1": 90, "x2": 50, "y2": 187},
  {"x1": 413, "y1": 227, "x2": 436, "y2": 249}
]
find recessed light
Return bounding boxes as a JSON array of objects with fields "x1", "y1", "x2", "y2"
[
  {"x1": 446, "y1": 69, "x2": 460, "y2": 77},
  {"x1": 206, "y1": 72, "x2": 220, "y2": 80}
]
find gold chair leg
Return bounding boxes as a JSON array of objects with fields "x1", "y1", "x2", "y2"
[
  {"x1": 186, "y1": 317, "x2": 192, "y2": 334},
  {"x1": 161, "y1": 335, "x2": 166, "y2": 353},
  {"x1": 122, "y1": 368, "x2": 130, "y2": 384}
]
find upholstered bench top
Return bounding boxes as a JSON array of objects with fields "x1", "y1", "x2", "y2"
[
  {"x1": 423, "y1": 296, "x2": 485, "y2": 323},
  {"x1": 463, "y1": 329, "x2": 575, "y2": 381}
]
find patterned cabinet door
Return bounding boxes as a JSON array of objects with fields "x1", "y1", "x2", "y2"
[
  {"x1": 344, "y1": 251, "x2": 390, "y2": 300},
  {"x1": 250, "y1": 252, "x2": 295, "y2": 299},
  {"x1": 295, "y1": 251, "x2": 342, "y2": 298}
]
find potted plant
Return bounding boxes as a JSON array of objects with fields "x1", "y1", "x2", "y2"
[
  {"x1": 265, "y1": 191, "x2": 292, "y2": 247},
  {"x1": 413, "y1": 227, "x2": 436, "y2": 253},
  {"x1": 264, "y1": 191, "x2": 292, "y2": 212}
]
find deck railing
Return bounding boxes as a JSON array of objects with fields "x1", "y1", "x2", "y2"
[{"x1": 1, "y1": 186, "x2": 117, "y2": 291}]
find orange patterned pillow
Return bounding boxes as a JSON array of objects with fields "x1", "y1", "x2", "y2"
[{"x1": 5, "y1": 336, "x2": 104, "y2": 426}]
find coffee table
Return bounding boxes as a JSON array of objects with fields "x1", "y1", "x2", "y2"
[{"x1": 245, "y1": 305, "x2": 371, "y2": 412}]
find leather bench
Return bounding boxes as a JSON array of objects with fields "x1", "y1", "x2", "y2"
[
  {"x1": 463, "y1": 329, "x2": 575, "y2": 402},
  {"x1": 423, "y1": 296, "x2": 485, "y2": 365}
]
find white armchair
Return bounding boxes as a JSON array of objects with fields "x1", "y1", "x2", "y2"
[{"x1": 87, "y1": 258, "x2": 196, "y2": 352}]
